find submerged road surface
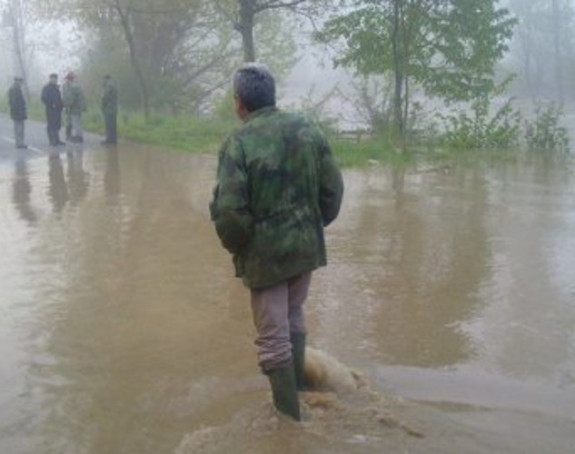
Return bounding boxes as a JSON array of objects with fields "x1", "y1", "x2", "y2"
[{"x1": 1, "y1": 116, "x2": 575, "y2": 453}]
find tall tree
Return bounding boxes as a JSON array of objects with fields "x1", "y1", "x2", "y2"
[
  {"x1": 29, "y1": 0, "x2": 231, "y2": 116},
  {"x1": 317, "y1": 0, "x2": 516, "y2": 142},
  {"x1": 551, "y1": 0, "x2": 564, "y2": 104},
  {"x1": 30, "y1": 0, "x2": 300, "y2": 113},
  {"x1": 215, "y1": 0, "x2": 327, "y2": 62}
]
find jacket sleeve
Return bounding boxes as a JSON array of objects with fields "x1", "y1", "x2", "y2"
[
  {"x1": 318, "y1": 136, "x2": 344, "y2": 227},
  {"x1": 210, "y1": 136, "x2": 253, "y2": 255}
]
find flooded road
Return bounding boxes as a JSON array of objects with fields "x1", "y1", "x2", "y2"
[{"x1": 1, "y1": 130, "x2": 575, "y2": 452}]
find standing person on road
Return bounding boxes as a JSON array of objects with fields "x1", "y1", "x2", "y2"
[
  {"x1": 8, "y1": 77, "x2": 28, "y2": 149},
  {"x1": 41, "y1": 73, "x2": 65, "y2": 146},
  {"x1": 101, "y1": 75, "x2": 118, "y2": 145},
  {"x1": 62, "y1": 72, "x2": 86, "y2": 143},
  {"x1": 210, "y1": 64, "x2": 344, "y2": 421}
]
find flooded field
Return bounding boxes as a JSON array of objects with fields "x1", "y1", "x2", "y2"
[{"x1": 1, "y1": 145, "x2": 574, "y2": 453}]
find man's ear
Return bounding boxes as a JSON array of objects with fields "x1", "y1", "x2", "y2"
[{"x1": 234, "y1": 94, "x2": 248, "y2": 120}]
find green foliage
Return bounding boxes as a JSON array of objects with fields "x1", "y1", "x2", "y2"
[
  {"x1": 316, "y1": 0, "x2": 516, "y2": 140},
  {"x1": 82, "y1": 111, "x2": 237, "y2": 153},
  {"x1": 317, "y1": 0, "x2": 516, "y2": 103},
  {"x1": 213, "y1": 89, "x2": 237, "y2": 121},
  {"x1": 439, "y1": 97, "x2": 521, "y2": 150},
  {"x1": 525, "y1": 104, "x2": 570, "y2": 153}
]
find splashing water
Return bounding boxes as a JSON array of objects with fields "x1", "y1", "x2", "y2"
[{"x1": 175, "y1": 348, "x2": 423, "y2": 454}]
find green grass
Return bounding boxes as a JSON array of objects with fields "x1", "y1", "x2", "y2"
[
  {"x1": 0, "y1": 101, "x2": 531, "y2": 167},
  {"x1": 83, "y1": 111, "x2": 236, "y2": 154},
  {"x1": 330, "y1": 136, "x2": 414, "y2": 167}
]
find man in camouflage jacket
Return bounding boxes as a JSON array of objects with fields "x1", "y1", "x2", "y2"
[
  {"x1": 62, "y1": 72, "x2": 86, "y2": 143},
  {"x1": 210, "y1": 64, "x2": 344, "y2": 421}
]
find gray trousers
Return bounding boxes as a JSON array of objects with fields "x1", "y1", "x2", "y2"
[
  {"x1": 71, "y1": 113, "x2": 83, "y2": 138},
  {"x1": 65, "y1": 111, "x2": 72, "y2": 138},
  {"x1": 250, "y1": 272, "x2": 311, "y2": 372},
  {"x1": 13, "y1": 121, "x2": 25, "y2": 147}
]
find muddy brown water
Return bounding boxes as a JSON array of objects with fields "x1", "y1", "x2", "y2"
[{"x1": 1, "y1": 146, "x2": 574, "y2": 453}]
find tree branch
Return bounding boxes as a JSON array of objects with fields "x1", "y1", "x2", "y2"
[{"x1": 254, "y1": 0, "x2": 308, "y2": 14}]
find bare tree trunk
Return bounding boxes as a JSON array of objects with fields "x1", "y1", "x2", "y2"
[
  {"x1": 114, "y1": 0, "x2": 151, "y2": 120},
  {"x1": 391, "y1": 0, "x2": 404, "y2": 143},
  {"x1": 552, "y1": 0, "x2": 564, "y2": 104},
  {"x1": 401, "y1": 1, "x2": 411, "y2": 152},
  {"x1": 237, "y1": 0, "x2": 256, "y2": 62},
  {"x1": 10, "y1": 0, "x2": 29, "y2": 100}
]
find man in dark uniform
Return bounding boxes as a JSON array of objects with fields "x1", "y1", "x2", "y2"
[
  {"x1": 8, "y1": 77, "x2": 27, "y2": 149},
  {"x1": 41, "y1": 74, "x2": 65, "y2": 146},
  {"x1": 101, "y1": 75, "x2": 118, "y2": 145}
]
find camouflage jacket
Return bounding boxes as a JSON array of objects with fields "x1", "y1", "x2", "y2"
[
  {"x1": 210, "y1": 107, "x2": 344, "y2": 289},
  {"x1": 62, "y1": 81, "x2": 86, "y2": 114}
]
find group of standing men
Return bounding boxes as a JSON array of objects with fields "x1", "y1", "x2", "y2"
[{"x1": 7, "y1": 73, "x2": 118, "y2": 149}]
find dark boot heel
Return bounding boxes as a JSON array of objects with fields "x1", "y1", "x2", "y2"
[
  {"x1": 291, "y1": 332, "x2": 307, "y2": 391},
  {"x1": 267, "y1": 363, "x2": 301, "y2": 421}
]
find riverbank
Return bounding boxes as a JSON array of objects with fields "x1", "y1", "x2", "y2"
[
  {"x1": 80, "y1": 112, "x2": 535, "y2": 168},
  {"x1": 0, "y1": 103, "x2": 563, "y2": 168},
  {"x1": 82, "y1": 111, "x2": 405, "y2": 166}
]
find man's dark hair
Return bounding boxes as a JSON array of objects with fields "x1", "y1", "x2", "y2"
[
  {"x1": 49, "y1": 73, "x2": 58, "y2": 79},
  {"x1": 233, "y1": 64, "x2": 276, "y2": 112}
]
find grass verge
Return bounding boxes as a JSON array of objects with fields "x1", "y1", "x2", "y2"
[{"x1": 1, "y1": 101, "x2": 525, "y2": 167}]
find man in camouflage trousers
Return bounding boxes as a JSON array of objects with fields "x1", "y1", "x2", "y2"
[
  {"x1": 62, "y1": 72, "x2": 86, "y2": 143},
  {"x1": 210, "y1": 64, "x2": 344, "y2": 421}
]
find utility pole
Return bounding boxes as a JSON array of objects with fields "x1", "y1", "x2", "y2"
[
  {"x1": 552, "y1": 0, "x2": 564, "y2": 105},
  {"x1": 3, "y1": 0, "x2": 29, "y2": 99}
]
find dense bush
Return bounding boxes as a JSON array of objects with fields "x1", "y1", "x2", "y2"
[
  {"x1": 525, "y1": 104, "x2": 570, "y2": 153},
  {"x1": 439, "y1": 97, "x2": 521, "y2": 150}
]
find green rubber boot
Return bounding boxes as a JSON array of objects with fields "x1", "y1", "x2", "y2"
[
  {"x1": 267, "y1": 364, "x2": 301, "y2": 421},
  {"x1": 291, "y1": 332, "x2": 307, "y2": 391}
]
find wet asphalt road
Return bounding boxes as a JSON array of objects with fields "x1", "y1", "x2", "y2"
[{"x1": 0, "y1": 114, "x2": 102, "y2": 161}]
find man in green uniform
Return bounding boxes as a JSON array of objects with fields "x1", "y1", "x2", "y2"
[
  {"x1": 210, "y1": 64, "x2": 344, "y2": 421},
  {"x1": 62, "y1": 72, "x2": 86, "y2": 143},
  {"x1": 101, "y1": 75, "x2": 118, "y2": 145}
]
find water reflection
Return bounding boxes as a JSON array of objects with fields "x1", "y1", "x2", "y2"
[
  {"x1": 47, "y1": 152, "x2": 69, "y2": 214},
  {"x1": 11, "y1": 149, "x2": 249, "y2": 453},
  {"x1": 1, "y1": 149, "x2": 574, "y2": 454},
  {"x1": 66, "y1": 149, "x2": 89, "y2": 206},
  {"x1": 104, "y1": 148, "x2": 121, "y2": 204},
  {"x1": 12, "y1": 158, "x2": 38, "y2": 225},
  {"x1": 311, "y1": 166, "x2": 492, "y2": 368}
]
